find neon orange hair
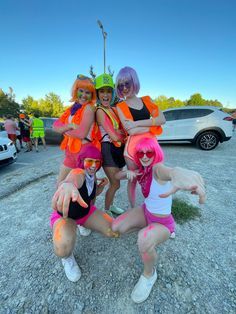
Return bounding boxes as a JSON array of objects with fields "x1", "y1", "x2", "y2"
[{"x1": 70, "y1": 77, "x2": 96, "y2": 105}]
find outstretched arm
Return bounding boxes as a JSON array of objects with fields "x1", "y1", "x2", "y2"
[
  {"x1": 52, "y1": 169, "x2": 88, "y2": 218},
  {"x1": 154, "y1": 164, "x2": 206, "y2": 204}
]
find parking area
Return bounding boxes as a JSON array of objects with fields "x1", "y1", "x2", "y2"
[{"x1": 0, "y1": 134, "x2": 235, "y2": 313}]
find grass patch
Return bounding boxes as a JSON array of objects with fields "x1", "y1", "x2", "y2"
[{"x1": 172, "y1": 198, "x2": 201, "y2": 224}]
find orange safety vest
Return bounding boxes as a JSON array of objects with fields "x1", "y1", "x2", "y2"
[
  {"x1": 96, "y1": 105, "x2": 127, "y2": 147},
  {"x1": 59, "y1": 104, "x2": 100, "y2": 153},
  {"x1": 116, "y1": 96, "x2": 163, "y2": 136}
]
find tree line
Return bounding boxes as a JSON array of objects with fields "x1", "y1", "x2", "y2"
[{"x1": 0, "y1": 87, "x2": 234, "y2": 118}]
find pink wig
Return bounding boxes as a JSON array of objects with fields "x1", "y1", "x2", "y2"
[
  {"x1": 115, "y1": 66, "x2": 140, "y2": 98},
  {"x1": 77, "y1": 144, "x2": 102, "y2": 170},
  {"x1": 133, "y1": 138, "x2": 164, "y2": 168}
]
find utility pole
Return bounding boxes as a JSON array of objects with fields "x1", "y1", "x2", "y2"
[{"x1": 97, "y1": 20, "x2": 107, "y2": 73}]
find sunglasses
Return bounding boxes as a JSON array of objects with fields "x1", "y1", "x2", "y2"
[
  {"x1": 77, "y1": 74, "x2": 94, "y2": 85},
  {"x1": 117, "y1": 81, "x2": 131, "y2": 91},
  {"x1": 84, "y1": 158, "x2": 101, "y2": 168},
  {"x1": 136, "y1": 151, "x2": 155, "y2": 159}
]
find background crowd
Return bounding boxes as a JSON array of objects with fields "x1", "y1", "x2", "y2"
[{"x1": 3, "y1": 113, "x2": 47, "y2": 153}]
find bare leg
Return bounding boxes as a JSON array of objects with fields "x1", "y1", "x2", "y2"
[
  {"x1": 84, "y1": 209, "x2": 119, "y2": 237},
  {"x1": 125, "y1": 157, "x2": 138, "y2": 207},
  {"x1": 103, "y1": 166, "x2": 121, "y2": 210},
  {"x1": 112, "y1": 206, "x2": 147, "y2": 234},
  {"x1": 34, "y1": 138, "x2": 39, "y2": 152},
  {"x1": 138, "y1": 223, "x2": 170, "y2": 277},
  {"x1": 52, "y1": 218, "x2": 77, "y2": 258},
  {"x1": 41, "y1": 137, "x2": 47, "y2": 149}
]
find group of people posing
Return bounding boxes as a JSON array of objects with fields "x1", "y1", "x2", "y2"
[{"x1": 51, "y1": 66, "x2": 206, "y2": 304}]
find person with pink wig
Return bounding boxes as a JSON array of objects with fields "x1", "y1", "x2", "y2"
[
  {"x1": 51, "y1": 144, "x2": 119, "y2": 282},
  {"x1": 115, "y1": 66, "x2": 166, "y2": 208},
  {"x1": 112, "y1": 137, "x2": 205, "y2": 303}
]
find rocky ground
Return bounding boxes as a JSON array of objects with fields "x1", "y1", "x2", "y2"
[{"x1": 0, "y1": 136, "x2": 235, "y2": 314}]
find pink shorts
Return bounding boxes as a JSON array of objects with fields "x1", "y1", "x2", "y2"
[
  {"x1": 50, "y1": 205, "x2": 97, "y2": 228},
  {"x1": 142, "y1": 204, "x2": 175, "y2": 233}
]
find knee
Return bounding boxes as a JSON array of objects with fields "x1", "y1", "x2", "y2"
[
  {"x1": 54, "y1": 243, "x2": 72, "y2": 258},
  {"x1": 109, "y1": 180, "x2": 120, "y2": 191},
  {"x1": 137, "y1": 230, "x2": 153, "y2": 254},
  {"x1": 112, "y1": 212, "x2": 130, "y2": 234}
]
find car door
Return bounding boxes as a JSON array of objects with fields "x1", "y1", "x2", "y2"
[{"x1": 160, "y1": 109, "x2": 201, "y2": 140}]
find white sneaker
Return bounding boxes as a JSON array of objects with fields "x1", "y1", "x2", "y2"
[
  {"x1": 131, "y1": 268, "x2": 157, "y2": 303},
  {"x1": 78, "y1": 225, "x2": 91, "y2": 236},
  {"x1": 170, "y1": 232, "x2": 176, "y2": 239},
  {"x1": 61, "y1": 253, "x2": 81, "y2": 282}
]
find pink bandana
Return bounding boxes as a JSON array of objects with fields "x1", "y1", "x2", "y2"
[{"x1": 137, "y1": 166, "x2": 153, "y2": 198}]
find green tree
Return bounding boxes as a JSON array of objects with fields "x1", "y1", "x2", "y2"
[
  {"x1": 22, "y1": 93, "x2": 65, "y2": 117},
  {"x1": 186, "y1": 93, "x2": 206, "y2": 106},
  {"x1": 22, "y1": 96, "x2": 41, "y2": 115},
  {"x1": 0, "y1": 91, "x2": 20, "y2": 117},
  {"x1": 154, "y1": 95, "x2": 184, "y2": 110},
  {"x1": 42, "y1": 93, "x2": 64, "y2": 117}
]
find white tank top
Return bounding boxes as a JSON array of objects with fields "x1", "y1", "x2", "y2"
[{"x1": 144, "y1": 178, "x2": 172, "y2": 215}]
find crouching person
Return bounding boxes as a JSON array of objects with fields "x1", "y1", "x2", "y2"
[
  {"x1": 50, "y1": 144, "x2": 119, "y2": 282},
  {"x1": 112, "y1": 138, "x2": 206, "y2": 303}
]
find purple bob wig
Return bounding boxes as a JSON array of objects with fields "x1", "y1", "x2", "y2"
[
  {"x1": 133, "y1": 137, "x2": 164, "y2": 168},
  {"x1": 115, "y1": 66, "x2": 140, "y2": 98},
  {"x1": 77, "y1": 144, "x2": 102, "y2": 170}
]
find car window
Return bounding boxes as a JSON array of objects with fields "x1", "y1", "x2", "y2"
[
  {"x1": 42, "y1": 119, "x2": 55, "y2": 128},
  {"x1": 164, "y1": 109, "x2": 213, "y2": 121},
  {"x1": 163, "y1": 110, "x2": 180, "y2": 121}
]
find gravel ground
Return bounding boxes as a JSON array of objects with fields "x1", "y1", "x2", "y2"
[{"x1": 0, "y1": 135, "x2": 235, "y2": 314}]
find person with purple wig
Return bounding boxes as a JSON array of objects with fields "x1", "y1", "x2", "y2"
[
  {"x1": 50, "y1": 144, "x2": 119, "y2": 282},
  {"x1": 115, "y1": 66, "x2": 166, "y2": 208}
]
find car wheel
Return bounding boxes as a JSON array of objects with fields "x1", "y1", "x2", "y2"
[{"x1": 196, "y1": 131, "x2": 219, "y2": 150}]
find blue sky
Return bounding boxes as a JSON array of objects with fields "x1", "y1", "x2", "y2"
[{"x1": 1, "y1": 0, "x2": 236, "y2": 108}]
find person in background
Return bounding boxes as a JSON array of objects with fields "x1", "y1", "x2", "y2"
[
  {"x1": 15, "y1": 118, "x2": 23, "y2": 150},
  {"x1": 115, "y1": 66, "x2": 166, "y2": 207},
  {"x1": 19, "y1": 114, "x2": 33, "y2": 152},
  {"x1": 31, "y1": 113, "x2": 47, "y2": 152},
  {"x1": 4, "y1": 115, "x2": 19, "y2": 152},
  {"x1": 112, "y1": 137, "x2": 206, "y2": 303},
  {"x1": 95, "y1": 73, "x2": 127, "y2": 216},
  {"x1": 231, "y1": 110, "x2": 236, "y2": 132}
]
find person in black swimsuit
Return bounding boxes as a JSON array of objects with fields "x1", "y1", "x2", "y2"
[{"x1": 51, "y1": 144, "x2": 119, "y2": 282}]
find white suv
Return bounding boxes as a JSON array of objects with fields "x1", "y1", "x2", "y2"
[
  {"x1": 158, "y1": 106, "x2": 232, "y2": 150},
  {"x1": 0, "y1": 137, "x2": 17, "y2": 167}
]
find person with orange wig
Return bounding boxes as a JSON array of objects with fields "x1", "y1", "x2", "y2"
[{"x1": 53, "y1": 75, "x2": 98, "y2": 184}]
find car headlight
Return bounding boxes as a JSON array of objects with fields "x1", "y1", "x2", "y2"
[{"x1": 7, "y1": 142, "x2": 14, "y2": 146}]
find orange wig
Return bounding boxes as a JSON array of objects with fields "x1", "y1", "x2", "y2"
[{"x1": 70, "y1": 76, "x2": 96, "y2": 105}]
